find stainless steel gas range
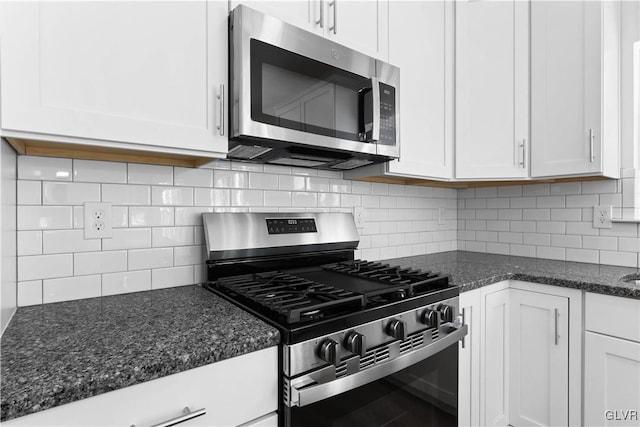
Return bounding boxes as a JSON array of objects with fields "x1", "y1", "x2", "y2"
[{"x1": 202, "y1": 212, "x2": 467, "y2": 427}]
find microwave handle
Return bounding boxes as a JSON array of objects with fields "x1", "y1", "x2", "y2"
[{"x1": 370, "y1": 77, "x2": 380, "y2": 142}]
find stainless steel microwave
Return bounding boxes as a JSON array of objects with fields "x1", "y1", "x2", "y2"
[{"x1": 228, "y1": 5, "x2": 400, "y2": 170}]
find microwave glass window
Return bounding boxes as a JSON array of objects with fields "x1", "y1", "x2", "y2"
[{"x1": 251, "y1": 39, "x2": 369, "y2": 142}]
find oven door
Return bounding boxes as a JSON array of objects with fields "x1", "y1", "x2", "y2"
[
  {"x1": 283, "y1": 326, "x2": 466, "y2": 427},
  {"x1": 230, "y1": 5, "x2": 399, "y2": 160}
]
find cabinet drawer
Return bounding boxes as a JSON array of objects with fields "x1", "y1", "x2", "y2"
[
  {"x1": 4, "y1": 347, "x2": 277, "y2": 427},
  {"x1": 585, "y1": 293, "x2": 640, "y2": 342}
]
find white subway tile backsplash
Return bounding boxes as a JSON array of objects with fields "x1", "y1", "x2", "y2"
[
  {"x1": 175, "y1": 207, "x2": 213, "y2": 226},
  {"x1": 128, "y1": 247, "x2": 173, "y2": 270},
  {"x1": 292, "y1": 192, "x2": 317, "y2": 207},
  {"x1": 213, "y1": 170, "x2": 247, "y2": 188},
  {"x1": 498, "y1": 209, "x2": 522, "y2": 221},
  {"x1": 498, "y1": 186, "x2": 522, "y2": 197},
  {"x1": 43, "y1": 275, "x2": 101, "y2": 303},
  {"x1": 151, "y1": 186, "x2": 193, "y2": 206},
  {"x1": 318, "y1": 193, "x2": 340, "y2": 208},
  {"x1": 248, "y1": 172, "x2": 279, "y2": 190},
  {"x1": 151, "y1": 266, "x2": 194, "y2": 290},
  {"x1": 566, "y1": 194, "x2": 599, "y2": 208},
  {"x1": 194, "y1": 188, "x2": 230, "y2": 206},
  {"x1": 550, "y1": 182, "x2": 581, "y2": 195},
  {"x1": 536, "y1": 196, "x2": 565, "y2": 208},
  {"x1": 279, "y1": 175, "x2": 305, "y2": 191},
  {"x1": 536, "y1": 246, "x2": 565, "y2": 261},
  {"x1": 18, "y1": 206, "x2": 72, "y2": 230},
  {"x1": 174, "y1": 167, "x2": 213, "y2": 188},
  {"x1": 18, "y1": 181, "x2": 41, "y2": 205},
  {"x1": 17, "y1": 280, "x2": 43, "y2": 306},
  {"x1": 102, "y1": 184, "x2": 150, "y2": 205},
  {"x1": 618, "y1": 237, "x2": 640, "y2": 252},
  {"x1": 536, "y1": 221, "x2": 566, "y2": 234},
  {"x1": 174, "y1": 245, "x2": 205, "y2": 266},
  {"x1": 581, "y1": 180, "x2": 617, "y2": 194},
  {"x1": 129, "y1": 207, "x2": 174, "y2": 227},
  {"x1": 43, "y1": 230, "x2": 101, "y2": 254},
  {"x1": 18, "y1": 156, "x2": 72, "y2": 181},
  {"x1": 550, "y1": 208, "x2": 582, "y2": 222},
  {"x1": 17, "y1": 231, "x2": 42, "y2": 256},
  {"x1": 231, "y1": 189, "x2": 264, "y2": 206},
  {"x1": 74, "y1": 251, "x2": 127, "y2": 275},
  {"x1": 599, "y1": 251, "x2": 638, "y2": 267},
  {"x1": 523, "y1": 233, "x2": 550, "y2": 246},
  {"x1": 329, "y1": 179, "x2": 351, "y2": 193},
  {"x1": 42, "y1": 182, "x2": 100, "y2": 205},
  {"x1": 566, "y1": 248, "x2": 599, "y2": 264},
  {"x1": 522, "y1": 184, "x2": 550, "y2": 196},
  {"x1": 509, "y1": 197, "x2": 536, "y2": 208},
  {"x1": 73, "y1": 160, "x2": 127, "y2": 183},
  {"x1": 152, "y1": 227, "x2": 194, "y2": 247},
  {"x1": 306, "y1": 177, "x2": 329, "y2": 192},
  {"x1": 551, "y1": 234, "x2": 582, "y2": 248},
  {"x1": 522, "y1": 208, "x2": 550, "y2": 221},
  {"x1": 510, "y1": 244, "x2": 535, "y2": 257},
  {"x1": 18, "y1": 254, "x2": 73, "y2": 281},
  {"x1": 128, "y1": 164, "x2": 173, "y2": 185},
  {"x1": 102, "y1": 228, "x2": 151, "y2": 250},
  {"x1": 582, "y1": 236, "x2": 618, "y2": 251},
  {"x1": 230, "y1": 161, "x2": 264, "y2": 172},
  {"x1": 112, "y1": 206, "x2": 129, "y2": 228},
  {"x1": 102, "y1": 270, "x2": 152, "y2": 296}
]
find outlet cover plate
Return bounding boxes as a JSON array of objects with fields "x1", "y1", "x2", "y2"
[
  {"x1": 353, "y1": 206, "x2": 365, "y2": 227},
  {"x1": 84, "y1": 202, "x2": 112, "y2": 238},
  {"x1": 593, "y1": 205, "x2": 613, "y2": 229}
]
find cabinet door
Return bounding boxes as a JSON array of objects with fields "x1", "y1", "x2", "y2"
[
  {"x1": 323, "y1": 0, "x2": 389, "y2": 61},
  {"x1": 584, "y1": 332, "x2": 640, "y2": 427},
  {"x1": 509, "y1": 289, "x2": 569, "y2": 427},
  {"x1": 0, "y1": 1, "x2": 227, "y2": 155},
  {"x1": 385, "y1": 0, "x2": 453, "y2": 179},
  {"x1": 455, "y1": 0, "x2": 529, "y2": 179},
  {"x1": 459, "y1": 289, "x2": 481, "y2": 427},
  {"x1": 531, "y1": 1, "x2": 603, "y2": 177},
  {"x1": 231, "y1": 1, "x2": 316, "y2": 33},
  {"x1": 481, "y1": 288, "x2": 510, "y2": 426}
]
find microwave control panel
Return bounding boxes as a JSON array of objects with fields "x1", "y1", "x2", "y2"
[{"x1": 379, "y1": 83, "x2": 396, "y2": 146}]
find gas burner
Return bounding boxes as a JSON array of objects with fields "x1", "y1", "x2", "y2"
[{"x1": 216, "y1": 272, "x2": 365, "y2": 324}]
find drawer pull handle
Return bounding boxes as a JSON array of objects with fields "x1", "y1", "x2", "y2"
[{"x1": 131, "y1": 407, "x2": 206, "y2": 427}]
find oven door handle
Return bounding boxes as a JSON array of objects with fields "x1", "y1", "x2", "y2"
[{"x1": 290, "y1": 324, "x2": 468, "y2": 407}]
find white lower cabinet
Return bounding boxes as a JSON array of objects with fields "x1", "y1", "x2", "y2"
[
  {"x1": 4, "y1": 347, "x2": 278, "y2": 427},
  {"x1": 459, "y1": 281, "x2": 582, "y2": 427},
  {"x1": 584, "y1": 293, "x2": 640, "y2": 427}
]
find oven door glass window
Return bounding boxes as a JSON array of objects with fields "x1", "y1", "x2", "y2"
[
  {"x1": 285, "y1": 344, "x2": 458, "y2": 427},
  {"x1": 250, "y1": 39, "x2": 370, "y2": 142}
]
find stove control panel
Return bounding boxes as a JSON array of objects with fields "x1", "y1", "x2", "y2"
[
  {"x1": 283, "y1": 296, "x2": 462, "y2": 377},
  {"x1": 266, "y1": 218, "x2": 317, "y2": 234}
]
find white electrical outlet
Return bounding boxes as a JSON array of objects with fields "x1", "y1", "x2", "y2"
[
  {"x1": 353, "y1": 206, "x2": 365, "y2": 227},
  {"x1": 84, "y1": 202, "x2": 112, "y2": 238},
  {"x1": 438, "y1": 207, "x2": 446, "y2": 225},
  {"x1": 593, "y1": 205, "x2": 613, "y2": 229}
]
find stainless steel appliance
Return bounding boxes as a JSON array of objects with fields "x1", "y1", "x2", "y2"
[
  {"x1": 229, "y1": 5, "x2": 400, "y2": 170},
  {"x1": 203, "y1": 212, "x2": 466, "y2": 427}
]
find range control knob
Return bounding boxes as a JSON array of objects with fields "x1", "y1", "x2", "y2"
[
  {"x1": 387, "y1": 319, "x2": 407, "y2": 341},
  {"x1": 318, "y1": 339, "x2": 340, "y2": 367},
  {"x1": 345, "y1": 332, "x2": 367, "y2": 357},
  {"x1": 421, "y1": 308, "x2": 440, "y2": 329},
  {"x1": 438, "y1": 304, "x2": 454, "y2": 323}
]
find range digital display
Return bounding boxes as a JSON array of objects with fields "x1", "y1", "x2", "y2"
[{"x1": 267, "y1": 218, "x2": 317, "y2": 234}]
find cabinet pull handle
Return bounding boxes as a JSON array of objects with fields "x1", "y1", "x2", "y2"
[
  {"x1": 461, "y1": 307, "x2": 466, "y2": 349},
  {"x1": 554, "y1": 309, "x2": 559, "y2": 345},
  {"x1": 217, "y1": 84, "x2": 225, "y2": 136},
  {"x1": 520, "y1": 138, "x2": 526, "y2": 168},
  {"x1": 589, "y1": 128, "x2": 595, "y2": 163},
  {"x1": 328, "y1": 0, "x2": 337, "y2": 34},
  {"x1": 316, "y1": 0, "x2": 324, "y2": 28},
  {"x1": 131, "y1": 407, "x2": 206, "y2": 427}
]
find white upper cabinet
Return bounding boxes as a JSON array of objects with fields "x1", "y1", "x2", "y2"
[
  {"x1": 455, "y1": 0, "x2": 529, "y2": 179},
  {"x1": 0, "y1": 1, "x2": 228, "y2": 157},
  {"x1": 531, "y1": 0, "x2": 620, "y2": 178},
  {"x1": 345, "y1": 0, "x2": 454, "y2": 181},
  {"x1": 321, "y1": 0, "x2": 389, "y2": 61},
  {"x1": 386, "y1": 0, "x2": 453, "y2": 179},
  {"x1": 230, "y1": 1, "x2": 316, "y2": 33},
  {"x1": 233, "y1": 1, "x2": 388, "y2": 61}
]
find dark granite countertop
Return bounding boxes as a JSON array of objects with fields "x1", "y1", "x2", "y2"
[
  {"x1": 0, "y1": 285, "x2": 280, "y2": 422},
  {"x1": 386, "y1": 251, "x2": 640, "y2": 298}
]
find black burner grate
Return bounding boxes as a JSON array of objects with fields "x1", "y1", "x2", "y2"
[
  {"x1": 322, "y1": 260, "x2": 450, "y2": 297},
  {"x1": 216, "y1": 271, "x2": 365, "y2": 323}
]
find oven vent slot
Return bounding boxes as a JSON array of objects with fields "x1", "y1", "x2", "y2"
[
  {"x1": 399, "y1": 331, "x2": 425, "y2": 354},
  {"x1": 432, "y1": 328, "x2": 439, "y2": 341},
  {"x1": 359, "y1": 346, "x2": 390, "y2": 370},
  {"x1": 335, "y1": 361, "x2": 348, "y2": 378},
  {"x1": 282, "y1": 377, "x2": 290, "y2": 403}
]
